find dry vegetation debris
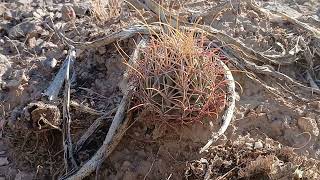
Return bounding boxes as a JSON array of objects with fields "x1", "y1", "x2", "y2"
[
  {"x1": 0, "y1": 0, "x2": 320, "y2": 179},
  {"x1": 186, "y1": 137, "x2": 320, "y2": 179}
]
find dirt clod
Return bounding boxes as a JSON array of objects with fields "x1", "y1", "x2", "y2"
[{"x1": 19, "y1": 101, "x2": 61, "y2": 131}]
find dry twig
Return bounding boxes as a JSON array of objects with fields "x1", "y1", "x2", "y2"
[{"x1": 62, "y1": 46, "x2": 78, "y2": 172}]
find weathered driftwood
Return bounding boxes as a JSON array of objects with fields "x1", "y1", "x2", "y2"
[
  {"x1": 72, "y1": 25, "x2": 159, "y2": 49},
  {"x1": 61, "y1": 37, "x2": 149, "y2": 180}
]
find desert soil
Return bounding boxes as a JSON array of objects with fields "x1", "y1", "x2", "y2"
[{"x1": 1, "y1": 0, "x2": 320, "y2": 179}]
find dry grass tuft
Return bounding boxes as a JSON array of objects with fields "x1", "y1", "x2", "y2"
[
  {"x1": 129, "y1": 27, "x2": 227, "y2": 124},
  {"x1": 91, "y1": 0, "x2": 122, "y2": 21}
]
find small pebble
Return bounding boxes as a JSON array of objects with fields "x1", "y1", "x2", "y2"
[
  {"x1": 254, "y1": 141, "x2": 263, "y2": 149},
  {"x1": 43, "y1": 57, "x2": 57, "y2": 69}
]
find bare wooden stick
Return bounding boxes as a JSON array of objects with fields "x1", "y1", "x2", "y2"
[
  {"x1": 61, "y1": 92, "x2": 129, "y2": 180},
  {"x1": 187, "y1": 24, "x2": 320, "y2": 95},
  {"x1": 218, "y1": 40, "x2": 320, "y2": 95},
  {"x1": 61, "y1": 37, "x2": 149, "y2": 180},
  {"x1": 62, "y1": 46, "x2": 78, "y2": 172},
  {"x1": 64, "y1": 25, "x2": 159, "y2": 49}
]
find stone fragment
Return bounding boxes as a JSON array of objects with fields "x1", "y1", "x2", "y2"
[
  {"x1": 297, "y1": 117, "x2": 319, "y2": 136},
  {"x1": 72, "y1": 3, "x2": 89, "y2": 16},
  {"x1": 61, "y1": 4, "x2": 76, "y2": 21},
  {"x1": 254, "y1": 141, "x2": 263, "y2": 149},
  {"x1": 3, "y1": 11, "x2": 13, "y2": 20},
  {"x1": 8, "y1": 20, "x2": 43, "y2": 39},
  {"x1": 0, "y1": 157, "x2": 9, "y2": 166},
  {"x1": 0, "y1": 54, "x2": 11, "y2": 86}
]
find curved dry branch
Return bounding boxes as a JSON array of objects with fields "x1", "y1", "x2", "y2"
[{"x1": 199, "y1": 59, "x2": 236, "y2": 153}]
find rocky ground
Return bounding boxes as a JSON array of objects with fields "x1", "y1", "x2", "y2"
[{"x1": 1, "y1": 0, "x2": 320, "y2": 179}]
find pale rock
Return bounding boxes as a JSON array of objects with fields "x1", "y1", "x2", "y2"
[
  {"x1": 72, "y1": 3, "x2": 89, "y2": 16},
  {"x1": 32, "y1": 8, "x2": 46, "y2": 19},
  {"x1": 2, "y1": 70, "x2": 28, "y2": 89},
  {"x1": 0, "y1": 54, "x2": 11, "y2": 85},
  {"x1": 61, "y1": 4, "x2": 76, "y2": 21},
  {"x1": 27, "y1": 37, "x2": 37, "y2": 48},
  {"x1": 270, "y1": 120, "x2": 283, "y2": 136},
  {"x1": 293, "y1": 169, "x2": 304, "y2": 179},
  {"x1": 16, "y1": 0, "x2": 33, "y2": 6},
  {"x1": 297, "y1": 117, "x2": 319, "y2": 136},
  {"x1": 254, "y1": 141, "x2": 263, "y2": 149}
]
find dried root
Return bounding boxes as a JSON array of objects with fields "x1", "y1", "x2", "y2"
[{"x1": 19, "y1": 101, "x2": 61, "y2": 131}]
